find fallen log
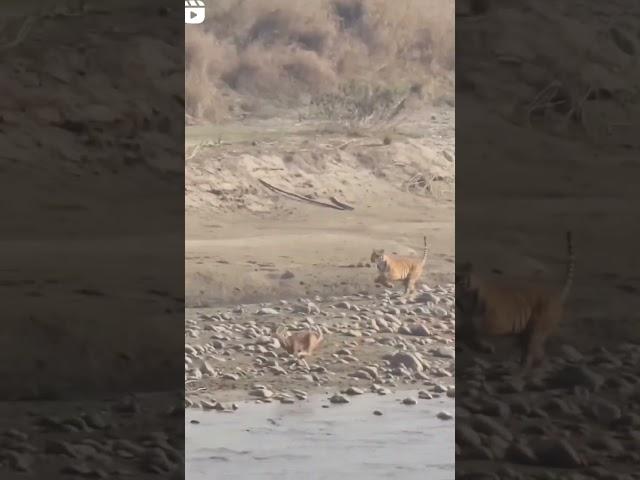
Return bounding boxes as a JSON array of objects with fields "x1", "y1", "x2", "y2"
[{"x1": 258, "y1": 179, "x2": 354, "y2": 211}]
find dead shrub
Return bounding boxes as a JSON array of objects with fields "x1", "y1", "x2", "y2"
[
  {"x1": 311, "y1": 80, "x2": 409, "y2": 129},
  {"x1": 185, "y1": 0, "x2": 454, "y2": 121}
]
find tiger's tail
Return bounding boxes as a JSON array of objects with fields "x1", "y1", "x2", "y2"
[
  {"x1": 421, "y1": 236, "x2": 428, "y2": 265},
  {"x1": 560, "y1": 230, "x2": 575, "y2": 302}
]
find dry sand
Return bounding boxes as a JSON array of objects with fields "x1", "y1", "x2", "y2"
[{"x1": 185, "y1": 106, "x2": 455, "y2": 307}]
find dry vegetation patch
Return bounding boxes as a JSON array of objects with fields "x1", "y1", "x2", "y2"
[{"x1": 186, "y1": 0, "x2": 454, "y2": 122}]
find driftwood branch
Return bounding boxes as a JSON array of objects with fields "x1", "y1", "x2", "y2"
[
  {"x1": 328, "y1": 196, "x2": 354, "y2": 210},
  {"x1": 259, "y1": 179, "x2": 354, "y2": 211},
  {"x1": 185, "y1": 143, "x2": 203, "y2": 161},
  {"x1": 0, "y1": 15, "x2": 37, "y2": 52}
]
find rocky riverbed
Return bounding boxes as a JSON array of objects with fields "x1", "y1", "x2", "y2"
[
  {"x1": 0, "y1": 393, "x2": 183, "y2": 478},
  {"x1": 456, "y1": 342, "x2": 640, "y2": 479},
  {"x1": 185, "y1": 283, "x2": 455, "y2": 411}
]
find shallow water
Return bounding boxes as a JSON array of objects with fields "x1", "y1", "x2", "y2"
[{"x1": 186, "y1": 392, "x2": 454, "y2": 480}]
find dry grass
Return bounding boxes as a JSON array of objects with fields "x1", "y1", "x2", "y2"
[
  {"x1": 310, "y1": 81, "x2": 408, "y2": 130},
  {"x1": 186, "y1": 0, "x2": 454, "y2": 122}
]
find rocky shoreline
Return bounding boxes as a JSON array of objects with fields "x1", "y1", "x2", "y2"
[
  {"x1": 456, "y1": 341, "x2": 640, "y2": 479},
  {"x1": 0, "y1": 393, "x2": 183, "y2": 478},
  {"x1": 185, "y1": 283, "x2": 455, "y2": 412}
]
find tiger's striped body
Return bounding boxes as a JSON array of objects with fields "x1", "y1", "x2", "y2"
[
  {"x1": 370, "y1": 236, "x2": 428, "y2": 298},
  {"x1": 456, "y1": 231, "x2": 575, "y2": 370}
]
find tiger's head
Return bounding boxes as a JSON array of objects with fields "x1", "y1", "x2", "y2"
[
  {"x1": 370, "y1": 248, "x2": 387, "y2": 270},
  {"x1": 370, "y1": 248, "x2": 384, "y2": 263}
]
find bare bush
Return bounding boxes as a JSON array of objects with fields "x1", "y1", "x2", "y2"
[
  {"x1": 186, "y1": 0, "x2": 454, "y2": 122},
  {"x1": 185, "y1": 28, "x2": 236, "y2": 121},
  {"x1": 310, "y1": 81, "x2": 409, "y2": 129},
  {"x1": 403, "y1": 172, "x2": 453, "y2": 199}
]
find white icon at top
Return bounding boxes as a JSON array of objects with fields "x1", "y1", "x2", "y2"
[{"x1": 185, "y1": 0, "x2": 206, "y2": 24}]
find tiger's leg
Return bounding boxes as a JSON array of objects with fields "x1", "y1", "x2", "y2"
[
  {"x1": 402, "y1": 277, "x2": 413, "y2": 298},
  {"x1": 403, "y1": 272, "x2": 420, "y2": 299},
  {"x1": 529, "y1": 333, "x2": 548, "y2": 368},
  {"x1": 464, "y1": 330, "x2": 494, "y2": 354},
  {"x1": 280, "y1": 337, "x2": 294, "y2": 355},
  {"x1": 518, "y1": 329, "x2": 531, "y2": 367},
  {"x1": 457, "y1": 317, "x2": 494, "y2": 354},
  {"x1": 473, "y1": 337, "x2": 495, "y2": 354},
  {"x1": 522, "y1": 329, "x2": 547, "y2": 371},
  {"x1": 375, "y1": 274, "x2": 393, "y2": 288}
]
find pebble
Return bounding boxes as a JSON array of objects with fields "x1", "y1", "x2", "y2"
[
  {"x1": 329, "y1": 394, "x2": 350, "y2": 404},
  {"x1": 561, "y1": 344, "x2": 584, "y2": 362},
  {"x1": 456, "y1": 424, "x2": 482, "y2": 448},
  {"x1": 344, "y1": 387, "x2": 364, "y2": 396},
  {"x1": 201, "y1": 400, "x2": 218, "y2": 410},
  {"x1": 437, "y1": 411, "x2": 453, "y2": 420},
  {"x1": 592, "y1": 399, "x2": 621, "y2": 424},
  {"x1": 551, "y1": 365, "x2": 604, "y2": 391},
  {"x1": 350, "y1": 370, "x2": 372, "y2": 380},
  {"x1": 533, "y1": 439, "x2": 583, "y2": 468},
  {"x1": 257, "y1": 308, "x2": 279, "y2": 315},
  {"x1": 411, "y1": 324, "x2": 431, "y2": 336},
  {"x1": 387, "y1": 352, "x2": 424, "y2": 372},
  {"x1": 249, "y1": 388, "x2": 274, "y2": 399},
  {"x1": 4, "y1": 451, "x2": 31, "y2": 472}
]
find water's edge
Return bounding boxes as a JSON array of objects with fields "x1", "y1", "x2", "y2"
[{"x1": 187, "y1": 392, "x2": 455, "y2": 480}]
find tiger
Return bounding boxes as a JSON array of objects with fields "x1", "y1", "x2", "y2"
[
  {"x1": 274, "y1": 325, "x2": 324, "y2": 358},
  {"x1": 370, "y1": 236, "x2": 428, "y2": 298},
  {"x1": 455, "y1": 231, "x2": 575, "y2": 371}
]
